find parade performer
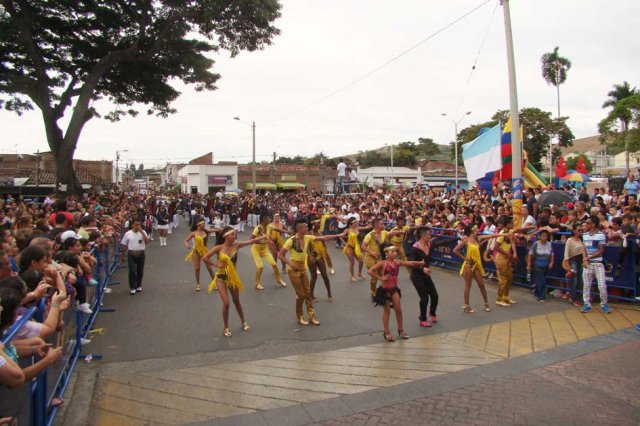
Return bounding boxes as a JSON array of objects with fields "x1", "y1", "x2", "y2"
[
  {"x1": 269, "y1": 213, "x2": 289, "y2": 273},
  {"x1": 453, "y1": 226, "x2": 501, "y2": 313},
  {"x1": 308, "y1": 218, "x2": 332, "y2": 301},
  {"x1": 361, "y1": 218, "x2": 403, "y2": 298},
  {"x1": 202, "y1": 227, "x2": 267, "y2": 337},
  {"x1": 251, "y1": 214, "x2": 287, "y2": 290},
  {"x1": 368, "y1": 244, "x2": 424, "y2": 342},
  {"x1": 184, "y1": 216, "x2": 221, "y2": 291},
  {"x1": 343, "y1": 217, "x2": 368, "y2": 282},
  {"x1": 408, "y1": 227, "x2": 454, "y2": 327},
  {"x1": 278, "y1": 219, "x2": 345, "y2": 326},
  {"x1": 156, "y1": 204, "x2": 170, "y2": 246}
]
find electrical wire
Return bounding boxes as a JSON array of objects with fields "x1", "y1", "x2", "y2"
[
  {"x1": 441, "y1": 0, "x2": 500, "y2": 144},
  {"x1": 262, "y1": 0, "x2": 492, "y2": 127}
]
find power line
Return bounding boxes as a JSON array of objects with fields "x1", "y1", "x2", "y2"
[
  {"x1": 442, "y1": 0, "x2": 500, "y2": 144},
  {"x1": 262, "y1": 0, "x2": 492, "y2": 127}
]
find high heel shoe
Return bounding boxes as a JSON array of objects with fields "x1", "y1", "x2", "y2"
[
  {"x1": 242, "y1": 322, "x2": 250, "y2": 331},
  {"x1": 223, "y1": 328, "x2": 232, "y2": 337},
  {"x1": 195, "y1": 283, "x2": 201, "y2": 292}
]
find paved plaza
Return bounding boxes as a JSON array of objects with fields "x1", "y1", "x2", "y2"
[{"x1": 57, "y1": 220, "x2": 640, "y2": 425}]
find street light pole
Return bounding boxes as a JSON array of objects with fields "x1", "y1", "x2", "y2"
[
  {"x1": 252, "y1": 121, "x2": 256, "y2": 195},
  {"x1": 390, "y1": 143, "x2": 394, "y2": 184},
  {"x1": 115, "y1": 149, "x2": 128, "y2": 188},
  {"x1": 234, "y1": 117, "x2": 256, "y2": 195},
  {"x1": 441, "y1": 111, "x2": 471, "y2": 188}
]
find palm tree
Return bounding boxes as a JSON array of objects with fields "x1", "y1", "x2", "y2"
[
  {"x1": 541, "y1": 46, "x2": 571, "y2": 180},
  {"x1": 600, "y1": 82, "x2": 640, "y2": 174}
]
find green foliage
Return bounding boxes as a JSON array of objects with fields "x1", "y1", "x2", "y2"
[
  {"x1": 599, "y1": 94, "x2": 640, "y2": 157},
  {"x1": 305, "y1": 152, "x2": 335, "y2": 167},
  {"x1": 0, "y1": 0, "x2": 282, "y2": 192},
  {"x1": 418, "y1": 138, "x2": 441, "y2": 156},
  {"x1": 541, "y1": 46, "x2": 572, "y2": 87},
  {"x1": 275, "y1": 155, "x2": 305, "y2": 164},
  {"x1": 565, "y1": 154, "x2": 593, "y2": 173},
  {"x1": 451, "y1": 108, "x2": 574, "y2": 170},
  {"x1": 493, "y1": 108, "x2": 574, "y2": 170}
]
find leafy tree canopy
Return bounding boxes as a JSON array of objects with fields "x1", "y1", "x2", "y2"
[
  {"x1": 0, "y1": 0, "x2": 282, "y2": 193},
  {"x1": 453, "y1": 108, "x2": 575, "y2": 171}
]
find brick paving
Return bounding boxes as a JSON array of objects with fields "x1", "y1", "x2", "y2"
[{"x1": 316, "y1": 340, "x2": 640, "y2": 426}]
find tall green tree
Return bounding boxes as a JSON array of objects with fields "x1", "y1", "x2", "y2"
[
  {"x1": 417, "y1": 137, "x2": 440, "y2": 156},
  {"x1": 599, "y1": 82, "x2": 639, "y2": 174},
  {"x1": 494, "y1": 108, "x2": 574, "y2": 170},
  {"x1": 541, "y1": 46, "x2": 571, "y2": 171},
  {"x1": 599, "y1": 93, "x2": 640, "y2": 173},
  {"x1": 0, "y1": 1, "x2": 281, "y2": 193},
  {"x1": 541, "y1": 47, "x2": 572, "y2": 117},
  {"x1": 454, "y1": 108, "x2": 574, "y2": 171}
]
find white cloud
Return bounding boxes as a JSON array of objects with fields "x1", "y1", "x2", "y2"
[{"x1": 2, "y1": 0, "x2": 639, "y2": 167}]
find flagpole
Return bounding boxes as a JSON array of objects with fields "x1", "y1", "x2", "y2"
[{"x1": 501, "y1": 0, "x2": 523, "y2": 227}]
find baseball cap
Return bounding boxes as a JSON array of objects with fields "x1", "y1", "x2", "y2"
[{"x1": 60, "y1": 230, "x2": 82, "y2": 243}]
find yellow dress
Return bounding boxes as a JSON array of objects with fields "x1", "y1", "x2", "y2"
[
  {"x1": 270, "y1": 225, "x2": 284, "y2": 246},
  {"x1": 459, "y1": 242, "x2": 485, "y2": 276},
  {"x1": 342, "y1": 230, "x2": 362, "y2": 258},
  {"x1": 185, "y1": 235, "x2": 208, "y2": 262},
  {"x1": 310, "y1": 237, "x2": 327, "y2": 261},
  {"x1": 208, "y1": 252, "x2": 244, "y2": 292}
]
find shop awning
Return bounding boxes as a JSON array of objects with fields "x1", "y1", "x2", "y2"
[
  {"x1": 244, "y1": 182, "x2": 277, "y2": 190},
  {"x1": 276, "y1": 182, "x2": 306, "y2": 190}
]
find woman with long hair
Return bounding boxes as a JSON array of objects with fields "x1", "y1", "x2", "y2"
[
  {"x1": 251, "y1": 213, "x2": 287, "y2": 290},
  {"x1": 202, "y1": 226, "x2": 267, "y2": 337},
  {"x1": 408, "y1": 227, "x2": 454, "y2": 327},
  {"x1": 184, "y1": 215, "x2": 221, "y2": 291},
  {"x1": 269, "y1": 212, "x2": 289, "y2": 273},
  {"x1": 342, "y1": 217, "x2": 365, "y2": 282},
  {"x1": 368, "y1": 244, "x2": 424, "y2": 342},
  {"x1": 308, "y1": 218, "x2": 332, "y2": 301},
  {"x1": 453, "y1": 226, "x2": 500, "y2": 313}
]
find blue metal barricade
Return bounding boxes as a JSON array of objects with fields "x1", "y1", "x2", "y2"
[
  {"x1": 1, "y1": 233, "x2": 122, "y2": 426},
  {"x1": 426, "y1": 227, "x2": 639, "y2": 303}
]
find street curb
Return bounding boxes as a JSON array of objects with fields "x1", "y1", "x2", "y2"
[
  {"x1": 54, "y1": 366, "x2": 97, "y2": 426},
  {"x1": 191, "y1": 327, "x2": 639, "y2": 426}
]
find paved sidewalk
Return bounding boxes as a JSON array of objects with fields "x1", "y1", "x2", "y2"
[
  {"x1": 317, "y1": 338, "x2": 640, "y2": 426},
  {"x1": 87, "y1": 305, "x2": 640, "y2": 425}
]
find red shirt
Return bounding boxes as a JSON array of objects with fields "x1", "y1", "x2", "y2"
[{"x1": 49, "y1": 211, "x2": 74, "y2": 228}]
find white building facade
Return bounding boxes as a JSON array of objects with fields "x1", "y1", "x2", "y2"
[{"x1": 178, "y1": 164, "x2": 238, "y2": 194}]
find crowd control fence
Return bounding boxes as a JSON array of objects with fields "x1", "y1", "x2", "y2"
[{"x1": 1, "y1": 232, "x2": 123, "y2": 426}]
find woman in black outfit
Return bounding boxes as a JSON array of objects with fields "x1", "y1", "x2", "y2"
[{"x1": 408, "y1": 226, "x2": 453, "y2": 327}]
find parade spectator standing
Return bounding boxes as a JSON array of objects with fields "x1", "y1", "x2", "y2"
[
  {"x1": 580, "y1": 216, "x2": 611, "y2": 314},
  {"x1": 120, "y1": 219, "x2": 150, "y2": 295},
  {"x1": 624, "y1": 174, "x2": 639, "y2": 201},
  {"x1": 336, "y1": 158, "x2": 347, "y2": 194}
]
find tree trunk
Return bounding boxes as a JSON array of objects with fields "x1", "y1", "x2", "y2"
[
  {"x1": 46, "y1": 123, "x2": 83, "y2": 195},
  {"x1": 54, "y1": 148, "x2": 83, "y2": 195}
]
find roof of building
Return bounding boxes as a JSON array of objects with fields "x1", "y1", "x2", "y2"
[
  {"x1": 24, "y1": 170, "x2": 105, "y2": 186},
  {"x1": 560, "y1": 135, "x2": 610, "y2": 156}
]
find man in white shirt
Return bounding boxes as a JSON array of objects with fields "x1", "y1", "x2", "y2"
[
  {"x1": 336, "y1": 158, "x2": 347, "y2": 194},
  {"x1": 120, "y1": 219, "x2": 150, "y2": 295}
]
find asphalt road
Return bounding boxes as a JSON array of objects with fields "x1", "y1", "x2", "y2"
[{"x1": 87, "y1": 217, "x2": 570, "y2": 363}]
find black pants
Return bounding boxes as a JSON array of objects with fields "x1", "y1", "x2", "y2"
[
  {"x1": 75, "y1": 275, "x2": 87, "y2": 304},
  {"x1": 128, "y1": 251, "x2": 145, "y2": 289},
  {"x1": 411, "y1": 274, "x2": 438, "y2": 320}
]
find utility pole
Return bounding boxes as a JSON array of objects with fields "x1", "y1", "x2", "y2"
[
  {"x1": 252, "y1": 121, "x2": 256, "y2": 195},
  {"x1": 273, "y1": 152, "x2": 277, "y2": 185},
  {"x1": 502, "y1": 0, "x2": 523, "y2": 226},
  {"x1": 35, "y1": 150, "x2": 41, "y2": 186}
]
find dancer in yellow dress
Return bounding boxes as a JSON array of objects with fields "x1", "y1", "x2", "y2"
[
  {"x1": 308, "y1": 218, "x2": 333, "y2": 301},
  {"x1": 251, "y1": 214, "x2": 287, "y2": 289},
  {"x1": 318, "y1": 208, "x2": 338, "y2": 274},
  {"x1": 269, "y1": 213, "x2": 289, "y2": 273},
  {"x1": 202, "y1": 226, "x2": 267, "y2": 337},
  {"x1": 342, "y1": 217, "x2": 370, "y2": 282},
  {"x1": 184, "y1": 216, "x2": 222, "y2": 291},
  {"x1": 453, "y1": 226, "x2": 501, "y2": 313},
  {"x1": 278, "y1": 219, "x2": 346, "y2": 325}
]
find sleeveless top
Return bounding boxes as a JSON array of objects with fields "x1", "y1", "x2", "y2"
[
  {"x1": 208, "y1": 251, "x2": 243, "y2": 292},
  {"x1": 185, "y1": 235, "x2": 208, "y2": 262},
  {"x1": 459, "y1": 242, "x2": 485, "y2": 276}
]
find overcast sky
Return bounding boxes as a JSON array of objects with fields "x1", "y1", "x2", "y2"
[{"x1": 2, "y1": 0, "x2": 639, "y2": 168}]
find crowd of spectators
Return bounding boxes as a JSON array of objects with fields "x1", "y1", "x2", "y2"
[{"x1": 3, "y1": 173, "x2": 640, "y2": 420}]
